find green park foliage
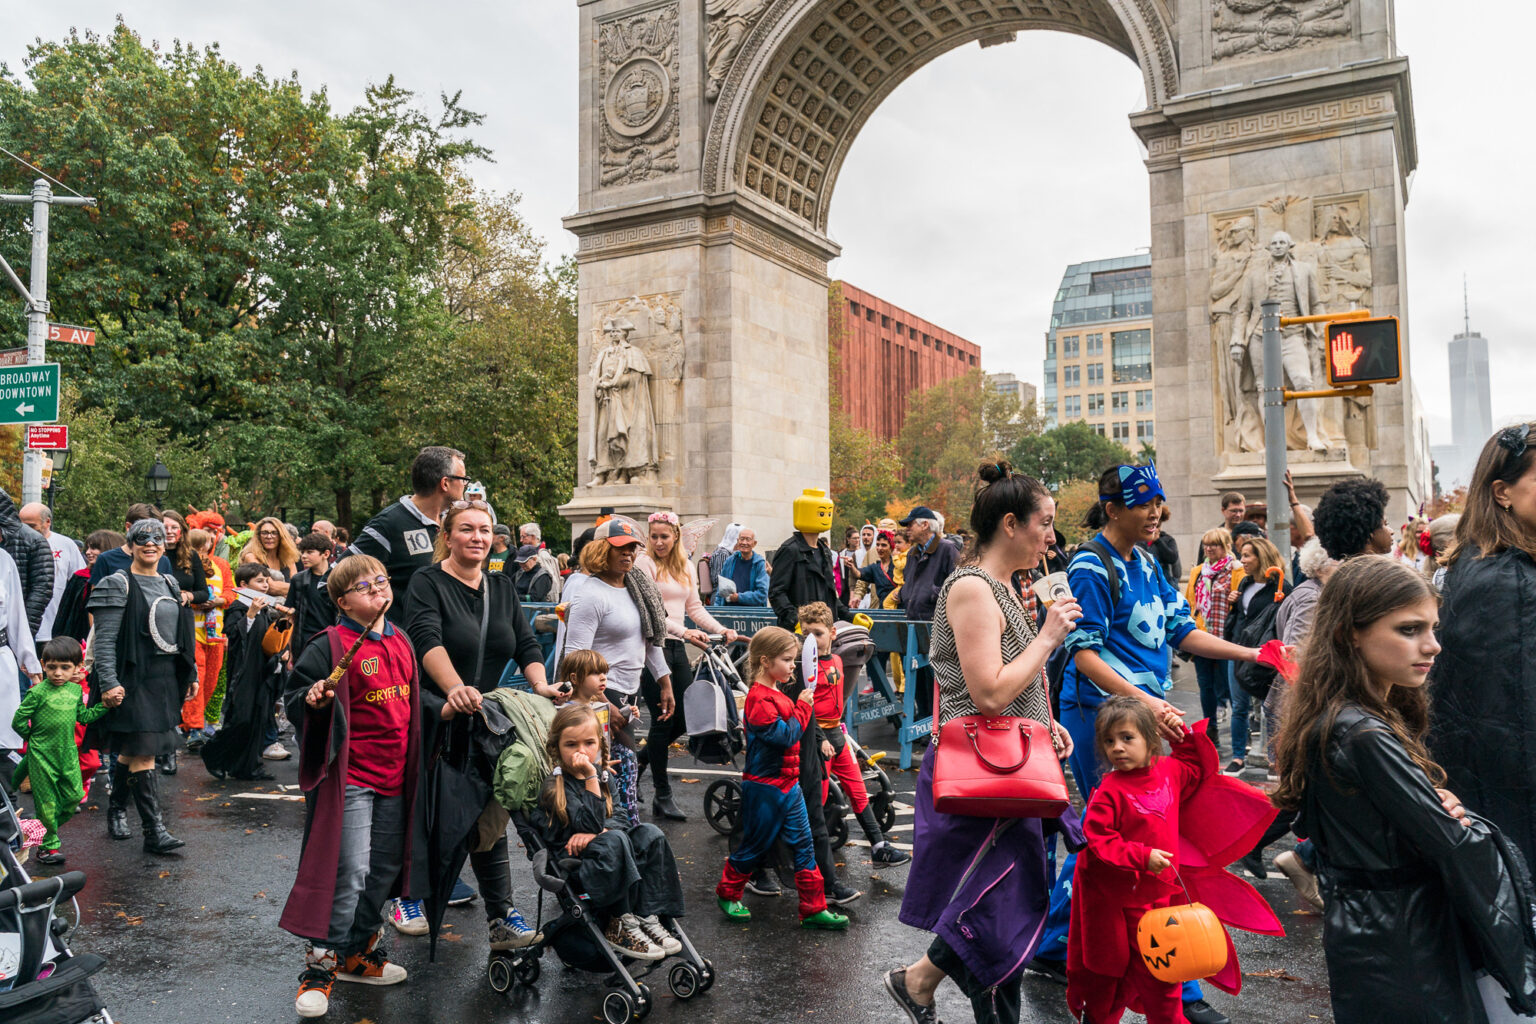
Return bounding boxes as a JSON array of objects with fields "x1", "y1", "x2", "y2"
[{"x1": 0, "y1": 22, "x2": 576, "y2": 541}]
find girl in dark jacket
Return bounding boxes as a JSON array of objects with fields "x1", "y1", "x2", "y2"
[
  {"x1": 1272, "y1": 555, "x2": 1536, "y2": 1023},
  {"x1": 1222, "y1": 535, "x2": 1286, "y2": 774}
]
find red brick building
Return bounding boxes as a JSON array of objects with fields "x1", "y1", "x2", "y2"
[{"x1": 830, "y1": 281, "x2": 981, "y2": 440}]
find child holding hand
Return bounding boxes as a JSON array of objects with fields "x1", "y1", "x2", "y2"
[
  {"x1": 714, "y1": 626, "x2": 849, "y2": 930},
  {"x1": 12, "y1": 637, "x2": 118, "y2": 865},
  {"x1": 531, "y1": 704, "x2": 685, "y2": 962}
]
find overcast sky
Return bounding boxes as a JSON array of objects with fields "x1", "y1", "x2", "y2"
[{"x1": 3, "y1": 1, "x2": 1529, "y2": 445}]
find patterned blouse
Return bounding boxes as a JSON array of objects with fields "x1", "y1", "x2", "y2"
[{"x1": 928, "y1": 565, "x2": 1053, "y2": 734}]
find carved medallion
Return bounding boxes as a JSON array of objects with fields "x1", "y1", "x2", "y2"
[
  {"x1": 1212, "y1": 0, "x2": 1351, "y2": 63},
  {"x1": 605, "y1": 57, "x2": 672, "y2": 138}
]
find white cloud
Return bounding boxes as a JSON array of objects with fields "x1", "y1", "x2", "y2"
[{"x1": 4, "y1": 2, "x2": 1530, "y2": 443}]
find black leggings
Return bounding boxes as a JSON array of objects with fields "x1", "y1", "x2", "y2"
[
  {"x1": 469, "y1": 832, "x2": 513, "y2": 922},
  {"x1": 640, "y1": 640, "x2": 693, "y2": 798},
  {"x1": 928, "y1": 933, "x2": 1022, "y2": 1024}
]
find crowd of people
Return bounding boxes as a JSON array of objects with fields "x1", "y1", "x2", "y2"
[{"x1": 7, "y1": 425, "x2": 1536, "y2": 1024}]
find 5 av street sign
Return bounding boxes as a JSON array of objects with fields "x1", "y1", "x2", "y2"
[{"x1": 0, "y1": 363, "x2": 60, "y2": 424}]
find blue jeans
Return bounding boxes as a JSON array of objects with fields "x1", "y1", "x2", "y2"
[
  {"x1": 1228, "y1": 675, "x2": 1252, "y2": 761},
  {"x1": 1192, "y1": 657, "x2": 1229, "y2": 751},
  {"x1": 327, "y1": 786, "x2": 406, "y2": 955}
]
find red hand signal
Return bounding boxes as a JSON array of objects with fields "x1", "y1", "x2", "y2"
[{"x1": 1331, "y1": 331, "x2": 1363, "y2": 378}]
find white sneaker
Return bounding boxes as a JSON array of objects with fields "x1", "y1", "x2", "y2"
[
  {"x1": 262, "y1": 742, "x2": 291, "y2": 761},
  {"x1": 389, "y1": 898, "x2": 429, "y2": 936},
  {"x1": 605, "y1": 913, "x2": 665, "y2": 961},
  {"x1": 639, "y1": 914, "x2": 682, "y2": 956}
]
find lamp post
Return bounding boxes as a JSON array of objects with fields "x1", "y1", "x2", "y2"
[{"x1": 146, "y1": 458, "x2": 171, "y2": 507}]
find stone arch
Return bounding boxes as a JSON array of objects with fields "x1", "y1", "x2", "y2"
[{"x1": 703, "y1": 0, "x2": 1179, "y2": 231}]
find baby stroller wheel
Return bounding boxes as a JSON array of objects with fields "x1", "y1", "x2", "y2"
[
  {"x1": 828, "y1": 808, "x2": 849, "y2": 850},
  {"x1": 487, "y1": 956, "x2": 514, "y2": 994},
  {"x1": 515, "y1": 955, "x2": 541, "y2": 985},
  {"x1": 668, "y1": 961, "x2": 701, "y2": 1000},
  {"x1": 874, "y1": 791, "x2": 896, "y2": 833},
  {"x1": 698, "y1": 957, "x2": 716, "y2": 991},
  {"x1": 637, "y1": 981, "x2": 653, "y2": 1017},
  {"x1": 602, "y1": 990, "x2": 637, "y2": 1024},
  {"x1": 703, "y1": 778, "x2": 741, "y2": 836}
]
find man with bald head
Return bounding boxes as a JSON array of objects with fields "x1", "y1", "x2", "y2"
[
  {"x1": 309, "y1": 519, "x2": 340, "y2": 564},
  {"x1": 711, "y1": 526, "x2": 767, "y2": 606},
  {"x1": 18, "y1": 502, "x2": 84, "y2": 650}
]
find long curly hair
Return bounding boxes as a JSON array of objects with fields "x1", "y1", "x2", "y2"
[
  {"x1": 1270, "y1": 555, "x2": 1445, "y2": 812},
  {"x1": 240, "y1": 516, "x2": 299, "y2": 574},
  {"x1": 540, "y1": 704, "x2": 613, "y2": 828}
]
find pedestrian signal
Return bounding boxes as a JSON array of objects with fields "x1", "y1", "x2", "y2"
[{"x1": 1325, "y1": 317, "x2": 1401, "y2": 387}]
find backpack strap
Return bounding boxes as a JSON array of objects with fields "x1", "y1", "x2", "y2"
[{"x1": 1080, "y1": 538, "x2": 1121, "y2": 607}]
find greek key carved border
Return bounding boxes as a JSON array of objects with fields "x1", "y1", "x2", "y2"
[{"x1": 1173, "y1": 92, "x2": 1394, "y2": 158}]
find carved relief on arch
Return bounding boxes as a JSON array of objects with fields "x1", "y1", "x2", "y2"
[
  {"x1": 597, "y1": 3, "x2": 682, "y2": 189},
  {"x1": 702, "y1": 0, "x2": 1181, "y2": 227}
]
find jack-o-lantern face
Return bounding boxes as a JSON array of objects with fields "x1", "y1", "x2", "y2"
[{"x1": 1135, "y1": 902, "x2": 1228, "y2": 984}]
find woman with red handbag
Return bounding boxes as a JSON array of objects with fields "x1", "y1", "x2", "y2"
[{"x1": 884, "y1": 461, "x2": 1081, "y2": 1024}]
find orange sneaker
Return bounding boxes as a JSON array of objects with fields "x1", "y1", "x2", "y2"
[
  {"x1": 296, "y1": 950, "x2": 337, "y2": 1018},
  {"x1": 337, "y1": 946, "x2": 407, "y2": 986}
]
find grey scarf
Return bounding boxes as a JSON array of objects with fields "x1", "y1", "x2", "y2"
[{"x1": 625, "y1": 567, "x2": 668, "y2": 646}]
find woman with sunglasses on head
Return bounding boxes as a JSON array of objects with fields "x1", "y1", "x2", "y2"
[
  {"x1": 402, "y1": 500, "x2": 561, "y2": 953},
  {"x1": 634, "y1": 512, "x2": 738, "y2": 821},
  {"x1": 241, "y1": 516, "x2": 300, "y2": 597},
  {"x1": 90, "y1": 519, "x2": 196, "y2": 853},
  {"x1": 1430, "y1": 422, "x2": 1536, "y2": 869}
]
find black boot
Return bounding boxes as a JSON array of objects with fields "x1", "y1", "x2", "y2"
[
  {"x1": 107, "y1": 761, "x2": 132, "y2": 840},
  {"x1": 159, "y1": 748, "x2": 178, "y2": 776},
  {"x1": 651, "y1": 787, "x2": 686, "y2": 822},
  {"x1": 128, "y1": 769, "x2": 185, "y2": 853}
]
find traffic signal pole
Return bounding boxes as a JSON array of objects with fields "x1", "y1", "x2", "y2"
[
  {"x1": 0, "y1": 179, "x2": 95, "y2": 504},
  {"x1": 1260, "y1": 300, "x2": 1291, "y2": 567}
]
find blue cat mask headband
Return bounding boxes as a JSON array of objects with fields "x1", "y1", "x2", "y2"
[{"x1": 1099, "y1": 463, "x2": 1165, "y2": 508}]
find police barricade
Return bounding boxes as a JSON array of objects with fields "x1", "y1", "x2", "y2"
[{"x1": 500, "y1": 601, "x2": 935, "y2": 769}]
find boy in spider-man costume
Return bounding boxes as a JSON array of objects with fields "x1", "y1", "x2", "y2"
[
  {"x1": 714, "y1": 626, "x2": 848, "y2": 929},
  {"x1": 1068, "y1": 697, "x2": 1282, "y2": 1024}
]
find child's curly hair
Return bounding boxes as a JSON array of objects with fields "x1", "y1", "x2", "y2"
[{"x1": 540, "y1": 703, "x2": 613, "y2": 827}]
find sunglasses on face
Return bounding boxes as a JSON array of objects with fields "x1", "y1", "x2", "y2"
[{"x1": 348, "y1": 575, "x2": 392, "y2": 595}]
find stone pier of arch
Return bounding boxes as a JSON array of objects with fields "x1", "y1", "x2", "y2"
[{"x1": 561, "y1": 0, "x2": 1428, "y2": 549}]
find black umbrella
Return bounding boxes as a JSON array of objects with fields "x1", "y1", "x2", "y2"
[{"x1": 421, "y1": 701, "x2": 515, "y2": 960}]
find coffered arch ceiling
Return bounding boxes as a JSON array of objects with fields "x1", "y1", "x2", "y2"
[{"x1": 704, "y1": 0, "x2": 1179, "y2": 233}]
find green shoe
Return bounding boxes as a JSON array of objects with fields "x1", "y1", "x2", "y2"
[
  {"x1": 800, "y1": 909, "x2": 849, "y2": 930},
  {"x1": 717, "y1": 897, "x2": 751, "y2": 920}
]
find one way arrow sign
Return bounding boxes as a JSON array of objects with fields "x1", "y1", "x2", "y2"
[{"x1": 0, "y1": 364, "x2": 59, "y2": 425}]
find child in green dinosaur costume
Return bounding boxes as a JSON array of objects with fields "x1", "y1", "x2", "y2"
[{"x1": 12, "y1": 636, "x2": 120, "y2": 864}]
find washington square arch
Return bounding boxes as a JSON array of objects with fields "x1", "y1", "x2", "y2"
[{"x1": 560, "y1": 0, "x2": 1427, "y2": 546}]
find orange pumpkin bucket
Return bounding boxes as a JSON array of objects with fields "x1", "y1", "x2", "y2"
[{"x1": 1135, "y1": 900, "x2": 1228, "y2": 984}]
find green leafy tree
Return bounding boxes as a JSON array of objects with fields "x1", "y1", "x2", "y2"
[
  {"x1": 897, "y1": 369, "x2": 1028, "y2": 528},
  {"x1": 829, "y1": 409, "x2": 902, "y2": 532},
  {"x1": 1009, "y1": 421, "x2": 1132, "y2": 491}
]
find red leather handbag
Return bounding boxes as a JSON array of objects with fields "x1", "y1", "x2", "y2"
[{"x1": 931, "y1": 683, "x2": 1070, "y2": 818}]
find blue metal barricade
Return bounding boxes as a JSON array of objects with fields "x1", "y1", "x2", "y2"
[{"x1": 501, "y1": 599, "x2": 935, "y2": 768}]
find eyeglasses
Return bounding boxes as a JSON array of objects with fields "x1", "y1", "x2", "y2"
[
  {"x1": 348, "y1": 575, "x2": 392, "y2": 595},
  {"x1": 449, "y1": 499, "x2": 491, "y2": 512},
  {"x1": 445, "y1": 475, "x2": 471, "y2": 483}
]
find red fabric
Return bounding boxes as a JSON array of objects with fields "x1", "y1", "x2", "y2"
[
  {"x1": 716, "y1": 860, "x2": 752, "y2": 902},
  {"x1": 1067, "y1": 723, "x2": 1283, "y2": 1009},
  {"x1": 811, "y1": 653, "x2": 846, "y2": 727},
  {"x1": 819, "y1": 736, "x2": 870, "y2": 813},
  {"x1": 341, "y1": 629, "x2": 415, "y2": 796},
  {"x1": 182, "y1": 638, "x2": 226, "y2": 731},
  {"x1": 75, "y1": 677, "x2": 99, "y2": 782},
  {"x1": 794, "y1": 867, "x2": 827, "y2": 919},
  {"x1": 1256, "y1": 639, "x2": 1297, "y2": 684},
  {"x1": 1070, "y1": 906, "x2": 1186, "y2": 1024}
]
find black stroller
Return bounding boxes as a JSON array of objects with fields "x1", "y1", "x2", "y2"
[
  {"x1": 0, "y1": 788, "x2": 112, "y2": 1024},
  {"x1": 493, "y1": 811, "x2": 715, "y2": 1024}
]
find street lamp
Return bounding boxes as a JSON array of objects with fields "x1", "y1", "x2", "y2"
[{"x1": 146, "y1": 459, "x2": 171, "y2": 503}]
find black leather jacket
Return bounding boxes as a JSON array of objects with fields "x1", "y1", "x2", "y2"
[
  {"x1": 1296, "y1": 704, "x2": 1536, "y2": 1022},
  {"x1": 0, "y1": 489, "x2": 55, "y2": 633}
]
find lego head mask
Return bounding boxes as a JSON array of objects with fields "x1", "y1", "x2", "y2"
[{"x1": 793, "y1": 488, "x2": 835, "y2": 536}]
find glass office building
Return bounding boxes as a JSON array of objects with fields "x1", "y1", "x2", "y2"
[{"x1": 1042, "y1": 253, "x2": 1156, "y2": 449}]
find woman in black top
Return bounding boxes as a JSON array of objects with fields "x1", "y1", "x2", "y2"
[
  {"x1": 404, "y1": 500, "x2": 560, "y2": 952},
  {"x1": 162, "y1": 510, "x2": 210, "y2": 605}
]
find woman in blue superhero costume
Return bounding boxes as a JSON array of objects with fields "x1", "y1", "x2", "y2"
[{"x1": 1037, "y1": 464, "x2": 1261, "y2": 1024}]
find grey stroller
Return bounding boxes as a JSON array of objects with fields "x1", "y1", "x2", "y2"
[{"x1": 683, "y1": 639, "x2": 748, "y2": 765}]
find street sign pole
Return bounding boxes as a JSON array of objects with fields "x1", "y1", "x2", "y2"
[
  {"x1": 1261, "y1": 300, "x2": 1291, "y2": 568},
  {"x1": 0, "y1": 179, "x2": 94, "y2": 504}
]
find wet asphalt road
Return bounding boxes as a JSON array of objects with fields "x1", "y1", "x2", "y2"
[{"x1": 20, "y1": 667, "x2": 1334, "y2": 1024}]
